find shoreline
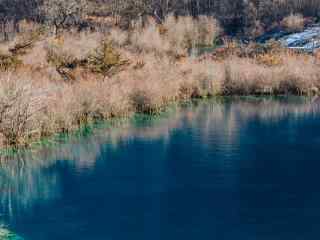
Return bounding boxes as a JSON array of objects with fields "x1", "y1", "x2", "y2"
[{"x1": 0, "y1": 95, "x2": 316, "y2": 154}]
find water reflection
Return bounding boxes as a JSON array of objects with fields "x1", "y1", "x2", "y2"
[{"x1": 0, "y1": 97, "x2": 320, "y2": 240}]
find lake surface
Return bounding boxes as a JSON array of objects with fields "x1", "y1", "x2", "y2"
[{"x1": 1, "y1": 97, "x2": 320, "y2": 240}]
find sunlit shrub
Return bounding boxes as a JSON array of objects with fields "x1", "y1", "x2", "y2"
[
  {"x1": 130, "y1": 15, "x2": 221, "y2": 57},
  {"x1": 281, "y1": 14, "x2": 305, "y2": 33}
]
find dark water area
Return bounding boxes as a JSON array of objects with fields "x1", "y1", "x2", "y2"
[{"x1": 1, "y1": 97, "x2": 320, "y2": 240}]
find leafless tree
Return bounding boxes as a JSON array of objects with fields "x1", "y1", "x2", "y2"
[{"x1": 41, "y1": 0, "x2": 88, "y2": 34}]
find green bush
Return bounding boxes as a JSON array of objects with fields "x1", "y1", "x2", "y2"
[{"x1": 88, "y1": 40, "x2": 128, "y2": 76}]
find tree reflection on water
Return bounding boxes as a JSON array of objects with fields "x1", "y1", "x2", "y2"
[{"x1": 0, "y1": 97, "x2": 319, "y2": 222}]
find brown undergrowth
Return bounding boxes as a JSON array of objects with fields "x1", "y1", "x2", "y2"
[{"x1": 0, "y1": 15, "x2": 320, "y2": 148}]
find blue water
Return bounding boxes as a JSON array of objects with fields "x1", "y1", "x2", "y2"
[{"x1": 1, "y1": 97, "x2": 320, "y2": 240}]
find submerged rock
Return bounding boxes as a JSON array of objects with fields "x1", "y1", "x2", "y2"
[{"x1": 0, "y1": 227, "x2": 23, "y2": 240}]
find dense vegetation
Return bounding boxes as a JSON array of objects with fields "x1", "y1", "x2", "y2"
[
  {"x1": 0, "y1": 0, "x2": 320, "y2": 147},
  {"x1": 1, "y1": 0, "x2": 320, "y2": 39}
]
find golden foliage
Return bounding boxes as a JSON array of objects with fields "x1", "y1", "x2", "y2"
[{"x1": 256, "y1": 53, "x2": 284, "y2": 66}]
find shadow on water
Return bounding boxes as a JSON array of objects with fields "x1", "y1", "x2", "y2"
[{"x1": 1, "y1": 97, "x2": 320, "y2": 240}]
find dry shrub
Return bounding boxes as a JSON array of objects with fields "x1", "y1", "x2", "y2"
[
  {"x1": 0, "y1": 28, "x2": 45, "y2": 72},
  {"x1": 46, "y1": 31, "x2": 103, "y2": 66},
  {"x1": 45, "y1": 32, "x2": 128, "y2": 79},
  {"x1": 163, "y1": 15, "x2": 220, "y2": 53},
  {"x1": 19, "y1": 39, "x2": 51, "y2": 68},
  {"x1": 281, "y1": 14, "x2": 305, "y2": 32},
  {"x1": 129, "y1": 90, "x2": 160, "y2": 114},
  {"x1": 18, "y1": 20, "x2": 42, "y2": 35},
  {"x1": 46, "y1": 43, "x2": 80, "y2": 81},
  {"x1": 277, "y1": 54, "x2": 320, "y2": 94},
  {"x1": 50, "y1": 82, "x2": 100, "y2": 129},
  {"x1": 0, "y1": 74, "x2": 49, "y2": 146},
  {"x1": 109, "y1": 28, "x2": 129, "y2": 47},
  {"x1": 179, "y1": 59, "x2": 224, "y2": 98},
  {"x1": 130, "y1": 15, "x2": 220, "y2": 57},
  {"x1": 46, "y1": 43, "x2": 79, "y2": 68},
  {"x1": 0, "y1": 31, "x2": 43, "y2": 72},
  {"x1": 163, "y1": 14, "x2": 198, "y2": 56},
  {"x1": 48, "y1": 78, "x2": 131, "y2": 133},
  {"x1": 58, "y1": 31, "x2": 103, "y2": 59},
  {"x1": 9, "y1": 27, "x2": 44, "y2": 56},
  {"x1": 167, "y1": 15, "x2": 220, "y2": 49},
  {"x1": 223, "y1": 54, "x2": 320, "y2": 95},
  {"x1": 223, "y1": 57, "x2": 275, "y2": 95},
  {"x1": 123, "y1": 54, "x2": 181, "y2": 113},
  {"x1": 0, "y1": 24, "x2": 48, "y2": 73},
  {"x1": 194, "y1": 16, "x2": 221, "y2": 46},
  {"x1": 130, "y1": 23, "x2": 170, "y2": 54},
  {"x1": 116, "y1": 54, "x2": 223, "y2": 114},
  {"x1": 95, "y1": 78, "x2": 132, "y2": 118}
]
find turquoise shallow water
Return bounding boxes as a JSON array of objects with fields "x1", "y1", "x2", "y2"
[
  {"x1": 1, "y1": 97, "x2": 320, "y2": 240},
  {"x1": 0, "y1": 227, "x2": 23, "y2": 240}
]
